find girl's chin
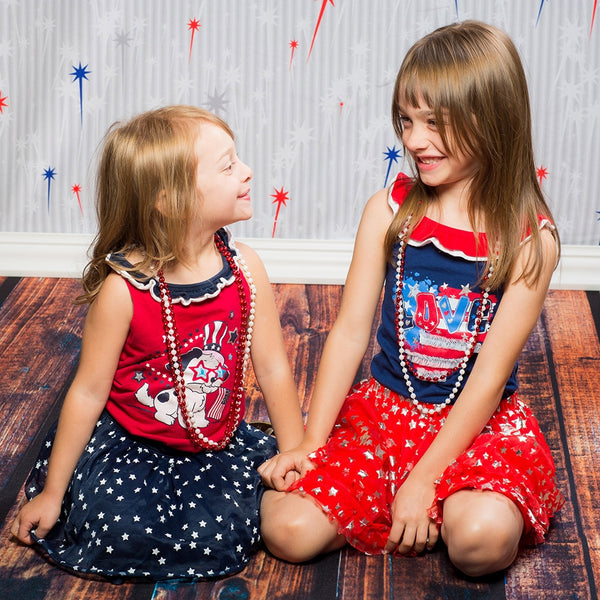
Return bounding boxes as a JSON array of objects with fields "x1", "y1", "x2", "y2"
[{"x1": 235, "y1": 209, "x2": 253, "y2": 223}]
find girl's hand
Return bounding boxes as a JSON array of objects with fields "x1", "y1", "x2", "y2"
[
  {"x1": 11, "y1": 492, "x2": 62, "y2": 545},
  {"x1": 384, "y1": 474, "x2": 439, "y2": 555},
  {"x1": 257, "y1": 447, "x2": 316, "y2": 491}
]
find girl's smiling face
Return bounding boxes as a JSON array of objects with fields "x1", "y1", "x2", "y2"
[
  {"x1": 398, "y1": 96, "x2": 479, "y2": 200},
  {"x1": 193, "y1": 122, "x2": 253, "y2": 230}
]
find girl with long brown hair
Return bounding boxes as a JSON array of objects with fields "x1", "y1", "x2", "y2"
[{"x1": 260, "y1": 21, "x2": 564, "y2": 577}]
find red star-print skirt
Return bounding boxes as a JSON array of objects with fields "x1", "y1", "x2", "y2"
[{"x1": 288, "y1": 378, "x2": 564, "y2": 554}]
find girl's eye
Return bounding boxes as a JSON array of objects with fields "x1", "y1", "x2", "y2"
[{"x1": 224, "y1": 154, "x2": 238, "y2": 172}]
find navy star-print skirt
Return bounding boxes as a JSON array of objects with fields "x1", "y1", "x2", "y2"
[{"x1": 24, "y1": 411, "x2": 277, "y2": 581}]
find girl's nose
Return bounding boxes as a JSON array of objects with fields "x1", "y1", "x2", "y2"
[
  {"x1": 241, "y1": 161, "x2": 252, "y2": 182},
  {"x1": 403, "y1": 123, "x2": 428, "y2": 152}
]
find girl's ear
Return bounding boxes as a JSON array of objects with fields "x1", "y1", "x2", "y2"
[{"x1": 154, "y1": 190, "x2": 168, "y2": 215}]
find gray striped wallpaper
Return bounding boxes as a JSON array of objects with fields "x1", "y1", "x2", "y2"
[{"x1": 0, "y1": 0, "x2": 598, "y2": 245}]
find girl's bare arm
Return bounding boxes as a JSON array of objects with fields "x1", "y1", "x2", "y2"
[{"x1": 11, "y1": 274, "x2": 132, "y2": 543}]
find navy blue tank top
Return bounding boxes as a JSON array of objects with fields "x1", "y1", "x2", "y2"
[{"x1": 371, "y1": 174, "x2": 518, "y2": 405}]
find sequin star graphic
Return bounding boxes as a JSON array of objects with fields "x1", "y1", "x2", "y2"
[
  {"x1": 43, "y1": 167, "x2": 56, "y2": 212},
  {"x1": 187, "y1": 18, "x2": 201, "y2": 63},
  {"x1": 307, "y1": 0, "x2": 334, "y2": 62},
  {"x1": 271, "y1": 187, "x2": 290, "y2": 238},
  {"x1": 383, "y1": 145, "x2": 402, "y2": 187},
  {"x1": 289, "y1": 39, "x2": 299, "y2": 70},
  {"x1": 536, "y1": 165, "x2": 549, "y2": 187},
  {"x1": 72, "y1": 184, "x2": 83, "y2": 215},
  {"x1": 70, "y1": 62, "x2": 91, "y2": 126},
  {"x1": 0, "y1": 92, "x2": 7, "y2": 113}
]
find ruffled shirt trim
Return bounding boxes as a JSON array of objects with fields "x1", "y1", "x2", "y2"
[
  {"x1": 387, "y1": 173, "x2": 554, "y2": 262},
  {"x1": 106, "y1": 228, "x2": 237, "y2": 306}
]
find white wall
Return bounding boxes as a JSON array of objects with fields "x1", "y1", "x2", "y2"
[{"x1": 1, "y1": 231, "x2": 599, "y2": 290}]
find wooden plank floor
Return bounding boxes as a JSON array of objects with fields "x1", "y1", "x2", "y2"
[{"x1": 0, "y1": 277, "x2": 598, "y2": 600}]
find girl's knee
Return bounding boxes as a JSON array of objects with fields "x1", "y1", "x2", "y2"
[
  {"x1": 442, "y1": 491, "x2": 523, "y2": 577},
  {"x1": 445, "y1": 515, "x2": 520, "y2": 576},
  {"x1": 260, "y1": 490, "x2": 341, "y2": 563},
  {"x1": 260, "y1": 495, "x2": 308, "y2": 560}
]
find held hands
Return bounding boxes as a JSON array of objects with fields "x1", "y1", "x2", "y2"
[
  {"x1": 384, "y1": 473, "x2": 440, "y2": 555},
  {"x1": 11, "y1": 491, "x2": 62, "y2": 545},
  {"x1": 257, "y1": 446, "x2": 316, "y2": 491}
]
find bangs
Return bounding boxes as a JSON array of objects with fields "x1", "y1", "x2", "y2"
[
  {"x1": 392, "y1": 45, "x2": 480, "y2": 159},
  {"x1": 397, "y1": 66, "x2": 447, "y2": 111}
]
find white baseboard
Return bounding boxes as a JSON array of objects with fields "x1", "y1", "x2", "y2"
[{"x1": 0, "y1": 232, "x2": 599, "y2": 289}]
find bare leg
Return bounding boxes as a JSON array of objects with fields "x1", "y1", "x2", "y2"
[
  {"x1": 441, "y1": 489, "x2": 524, "y2": 577},
  {"x1": 260, "y1": 489, "x2": 346, "y2": 563}
]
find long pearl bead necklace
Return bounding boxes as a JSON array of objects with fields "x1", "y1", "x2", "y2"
[
  {"x1": 157, "y1": 234, "x2": 255, "y2": 450},
  {"x1": 394, "y1": 219, "x2": 492, "y2": 416}
]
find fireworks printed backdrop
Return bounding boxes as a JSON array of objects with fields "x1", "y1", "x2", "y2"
[{"x1": 0, "y1": 0, "x2": 599, "y2": 245}]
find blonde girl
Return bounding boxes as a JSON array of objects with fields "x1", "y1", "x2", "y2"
[{"x1": 12, "y1": 106, "x2": 304, "y2": 580}]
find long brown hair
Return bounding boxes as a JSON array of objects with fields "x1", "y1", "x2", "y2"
[
  {"x1": 385, "y1": 21, "x2": 559, "y2": 290},
  {"x1": 77, "y1": 106, "x2": 234, "y2": 304}
]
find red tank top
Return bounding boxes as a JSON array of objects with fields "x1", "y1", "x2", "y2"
[{"x1": 105, "y1": 232, "x2": 249, "y2": 452}]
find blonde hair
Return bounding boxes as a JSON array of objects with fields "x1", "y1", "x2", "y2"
[
  {"x1": 78, "y1": 106, "x2": 234, "y2": 304},
  {"x1": 385, "y1": 21, "x2": 559, "y2": 290}
]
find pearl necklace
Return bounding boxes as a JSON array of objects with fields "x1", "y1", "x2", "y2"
[
  {"x1": 394, "y1": 219, "x2": 492, "y2": 416},
  {"x1": 157, "y1": 234, "x2": 255, "y2": 450}
]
